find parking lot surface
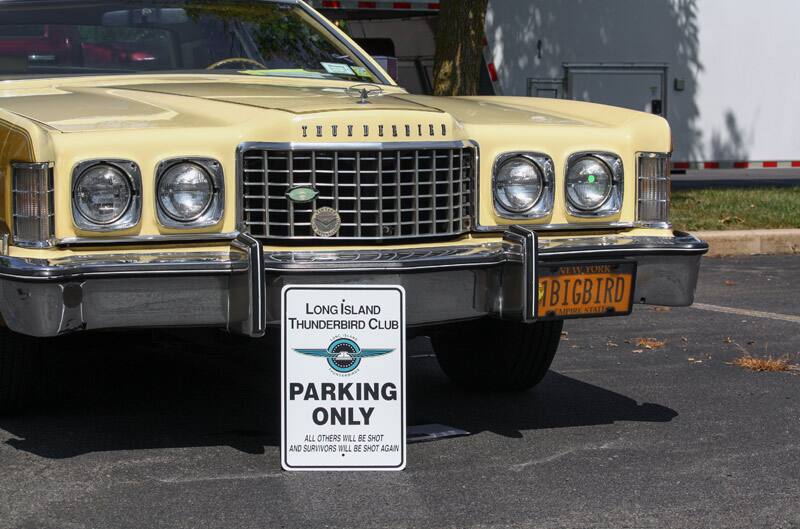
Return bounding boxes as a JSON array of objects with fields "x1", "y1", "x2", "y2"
[{"x1": 0, "y1": 256, "x2": 798, "y2": 529}]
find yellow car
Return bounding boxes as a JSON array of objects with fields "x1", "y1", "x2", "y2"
[{"x1": 0, "y1": 0, "x2": 707, "y2": 410}]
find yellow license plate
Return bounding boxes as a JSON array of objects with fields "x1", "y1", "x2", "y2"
[{"x1": 537, "y1": 262, "x2": 636, "y2": 319}]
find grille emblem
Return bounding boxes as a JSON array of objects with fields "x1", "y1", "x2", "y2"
[
  {"x1": 310, "y1": 207, "x2": 341, "y2": 237},
  {"x1": 286, "y1": 186, "x2": 319, "y2": 204}
]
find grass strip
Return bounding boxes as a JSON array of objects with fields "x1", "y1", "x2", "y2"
[{"x1": 671, "y1": 186, "x2": 800, "y2": 231}]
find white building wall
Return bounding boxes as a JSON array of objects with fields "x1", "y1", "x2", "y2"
[{"x1": 486, "y1": 0, "x2": 800, "y2": 162}]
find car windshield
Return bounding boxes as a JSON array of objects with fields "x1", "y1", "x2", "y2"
[{"x1": 0, "y1": 0, "x2": 384, "y2": 83}]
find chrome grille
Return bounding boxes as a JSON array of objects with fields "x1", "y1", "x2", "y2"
[{"x1": 240, "y1": 143, "x2": 474, "y2": 240}]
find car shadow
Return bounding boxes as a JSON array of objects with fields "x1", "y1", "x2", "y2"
[
  {"x1": 0, "y1": 331, "x2": 676, "y2": 459},
  {"x1": 408, "y1": 364, "x2": 677, "y2": 439}
]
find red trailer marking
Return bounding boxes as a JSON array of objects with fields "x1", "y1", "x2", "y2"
[{"x1": 487, "y1": 62, "x2": 498, "y2": 82}]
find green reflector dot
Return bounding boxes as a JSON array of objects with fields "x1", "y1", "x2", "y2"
[{"x1": 587, "y1": 174, "x2": 596, "y2": 183}]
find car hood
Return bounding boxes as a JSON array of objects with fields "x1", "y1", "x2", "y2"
[{"x1": 0, "y1": 75, "x2": 642, "y2": 134}]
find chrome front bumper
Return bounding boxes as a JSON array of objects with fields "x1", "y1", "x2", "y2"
[{"x1": 0, "y1": 230, "x2": 708, "y2": 338}]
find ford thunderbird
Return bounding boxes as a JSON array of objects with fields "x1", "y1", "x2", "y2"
[{"x1": 0, "y1": 0, "x2": 708, "y2": 411}]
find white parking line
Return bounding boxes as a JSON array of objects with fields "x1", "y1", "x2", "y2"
[
  {"x1": 692, "y1": 303, "x2": 800, "y2": 324},
  {"x1": 159, "y1": 473, "x2": 284, "y2": 483}
]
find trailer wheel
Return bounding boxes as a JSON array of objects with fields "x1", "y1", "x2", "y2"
[{"x1": 432, "y1": 318, "x2": 563, "y2": 391}]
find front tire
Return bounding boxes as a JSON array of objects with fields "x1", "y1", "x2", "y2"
[
  {"x1": 0, "y1": 328, "x2": 47, "y2": 414},
  {"x1": 431, "y1": 318, "x2": 563, "y2": 391}
]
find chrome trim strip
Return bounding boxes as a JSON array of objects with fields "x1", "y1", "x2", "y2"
[
  {"x1": 0, "y1": 251, "x2": 248, "y2": 281},
  {"x1": 263, "y1": 243, "x2": 511, "y2": 272},
  {"x1": 537, "y1": 233, "x2": 708, "y2": 258},
  {"x1": 239, "y1": 141, "x2": 470, "y2": 152},
  {"x1": 260, "y1": 233, "x2": 708, "y2": 272},
  {"x1": 56, "y1": 232, "x2": 240, "y2": 247},
  {"x1": 469, "y1": 139, "x2": 482, "y2": 232},
  {"x1": 474, "y1": 221, "x2": 636, "y2": 233},
  {"x1": 635, "y1": 221, "x2": 672, "y2": 229}
]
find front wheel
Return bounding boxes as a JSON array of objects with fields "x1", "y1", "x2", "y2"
[{"x1": 431, "y1": 318, "x2": 563, "y2": 391}]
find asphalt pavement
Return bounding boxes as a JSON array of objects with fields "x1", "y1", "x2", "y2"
[{"x1": 1, "y1": 256, "x2": 799, "y2": 529}]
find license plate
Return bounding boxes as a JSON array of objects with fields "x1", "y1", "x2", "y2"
[{"x1": 537, "y1": 261, "x2": 636, "y2": 319}]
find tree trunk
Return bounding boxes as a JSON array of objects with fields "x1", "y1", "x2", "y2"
[{"x1": 432, "y1": 0, "x2": 489, "y2": 96}]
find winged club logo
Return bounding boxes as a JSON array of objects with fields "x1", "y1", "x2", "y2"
[{"x1": 295, "y1": 338, "x2": 393, "y2": 374}]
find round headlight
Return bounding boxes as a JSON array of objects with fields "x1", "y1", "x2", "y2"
[
  {"x1": 157, "y1": 162, "x2": 214, "y2": 221},
  {"x1": 74, "y1": 164, "x2": 133, "y2": 225},
  {"x1": 494, "y1": 157, "x2": 544, "y2": 213},
  {"x1": 566, "y1": 156, "x2": 613, "y2": 211}
]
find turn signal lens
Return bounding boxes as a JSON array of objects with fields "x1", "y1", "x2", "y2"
[
  {"x1": 637, "y1": 153, "x2": 671, "y2": 226},
  {"x1": 12, "y1": 162, "x2": 54, "y2": 247}
]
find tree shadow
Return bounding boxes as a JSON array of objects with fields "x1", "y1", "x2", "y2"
[
  {"x1": 710, "y1": 110, "x2": 750, "y2": 162},
  {"x1": 0, "y1": 332, "x2": 675, "y2": 459},
  {"x1": 485, "y1": 0, "x2": 707, "y2": 161}
]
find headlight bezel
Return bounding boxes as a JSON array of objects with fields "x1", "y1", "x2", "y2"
[
  {"x1": 492, "y1": 152, "x2": 554, "y2": 219},
  {"x1": 71, "y1": 159, "x2": 142, "y2": 232},
  {"x1": 564, "y1": 152, "x2": 624, "y2": 217},
  {"x1": 155, "y1": 157, "x2": 224, "y2": 229}
]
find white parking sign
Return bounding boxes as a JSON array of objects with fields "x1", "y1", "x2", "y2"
[{"x1": 281, "y1": 285, "x2": 406, "y2": 471}]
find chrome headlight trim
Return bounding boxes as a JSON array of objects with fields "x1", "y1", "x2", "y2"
[
  {"x1": 492, "y1": 152, "x2": 554, "y2": 219},
  {"x1": 564, "y1": 152, "x2": 624, "y2": 218},
  {"x1": 155, "y1": 157, "x2": 224, "y2": 229},
  {"x1": 71, "y1": 159, "x2": 142, "y2": 232}
]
